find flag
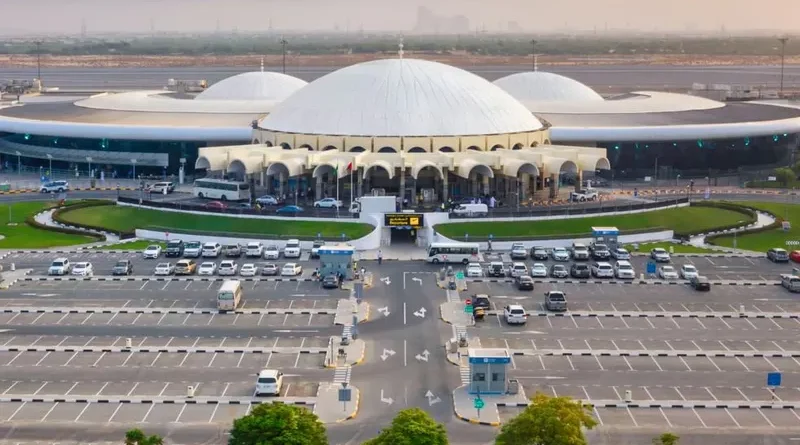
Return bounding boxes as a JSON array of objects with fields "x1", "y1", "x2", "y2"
[
  {"x1": 346, "y1": 162, "x2": 353, "y2": 171},
  {"x1": 333, "y1": 164, "x2": 339, "y2": 178}
]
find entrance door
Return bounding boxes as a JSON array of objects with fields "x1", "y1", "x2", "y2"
[{"x1": 390, "y1": 227, "x2": 417, "y2": 244}]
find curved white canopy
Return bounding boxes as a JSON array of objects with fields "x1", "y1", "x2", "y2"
[
  {"x1": 363, "y1": 160, "x2": 395, "y2": 179},
  {"x1": 197, "y1": 72, "x2": 307, "y2": 102},
  {"x1": 494, "y1": 72, "x2": 604, "y2": 103},
  {"x1": 411, "y1": 160, "x2": 443, "y2": 179}
]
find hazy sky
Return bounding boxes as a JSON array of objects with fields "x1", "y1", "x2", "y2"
[{"x1": 4, "y1": 0, "x2": 800, "y2": 35}]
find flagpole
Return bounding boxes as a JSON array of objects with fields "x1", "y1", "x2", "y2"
[
  {"x1": 336, "y1": 163, "x2": 340, "y2": 218},
  {"x1": 349, "y1": 163, "x2": 354, "y2": 207}
]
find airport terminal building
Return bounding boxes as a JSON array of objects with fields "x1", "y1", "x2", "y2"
[{"x1": 1, "y1": 58, "x2": 799, "y2": 192}]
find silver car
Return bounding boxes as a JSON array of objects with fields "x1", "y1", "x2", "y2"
[{"x1": 551, "y1": 247, "x2": 570, "y2": 262}]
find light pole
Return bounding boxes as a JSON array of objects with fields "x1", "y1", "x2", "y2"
[
  {"x1": 279, "y1": 38, "x2": 288, "y2": 74},
  {"x1": 35, "y1": 41, "x2": 42, "y2": 84},
  {"x1": 530, "y1": 39, "x2": 537, "y2": 72},
  {"x1": 86, "y1": 156, "x2": 93, "y2": 178},
  {"x1": 14, "y1": 151, "x2": 20, "y2": 175},
  {"x1": 653, "y1": 156, "x2": 658, "y2": 186},
  {"x1": 676, "y1": 173, "x2": 681, "y2": 187},
  {"x1": 46, "y1": 153, "x2": 52, "y2": 179},
  {"x1": 779, "y1": 37, "x2": 789, "y2": 97},
  {"x1": 131, "y1": 158, "x2": 137, "y2": 180}
]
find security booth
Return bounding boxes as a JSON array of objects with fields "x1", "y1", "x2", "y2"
[
  {"x1": 591, "y1": 226, "x2": 619, "y2": 248},
  {"x1": 468, "y1": 348, "x2": 511, "y2": 395},
  {"x1": 318, "y1": 245, "x2": 355, "y2": 280}
]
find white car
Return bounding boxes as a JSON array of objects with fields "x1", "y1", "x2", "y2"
[
  {"x1": 504, "y1": 304, "x2": 528, "y2": 325},
  {"x1": 245, "y1": 242, "x2": 264, "y2": 258},
  {"x1": 48, "y1": 258, "x2": 72, "y2": 275},
  {"x1": 466, "y1": 263, "x2": 483, "y2": 278},
  {"x1": 39, "y1": 180, "x2": 69, "y2": 193},
  {"x1": 530, "y1": 263, "x2": 548, "y2": 278},
  {"x1": 202, "y1": 242, "x2": 222, "y2": 258},
  {"x1": 658, "y1": 265, "x2": 679, "y2": 280},
  {"x1": 510, "y1": 243, "x2": 528, "y2": 260},
  {"x1": 283, "y1": 239, "x2": 301, "y2": 258},
  {"x1": 281, "y1": 263, "x2": 302, "y2": 276},
  {"x1": 551, "y1": 247, "x2": 570, "y2": 262},
  {"x1": 143, "y1": 245, "x2": 162, "y2": 259},
  {"x1": 255, "y1": 195, "x2": 279, "y2": 206},
  {"x1": 240, "y1": 263, "x2": 258, "y2": 276},
  {"x1": 264, "y1": 245, "x2": 280, "y2": 260},
  {"x1": 571, "y1": 243, "x2": 590, "y2": 260},
  {"x1": 254, "y1": 369, "x2": 284, "y2": 396},
  {"x1": 679, "y1": 264, "x2": 699, "y2": 280},
  {"x1": 611, "y1": 248, "x2": 630, "y2": 260},
  {"x1": 510, "y1": 262, "x2": 528, "y2": 278},
  {"x1": 651, "y1": 248, "x2": 671, "y2": 263},
  {"x1": 71, "y1": 262, "x2": 93, "y2": 276},
  {"x1": 154, "y1": 262, "x2": 175, "y2": 276},
  {"x1": 218, "y1": 261, "x2": 238, "y2": 276},
  {"x1": 614, "y1": 260, "x2": 635, "y2": 279},
  {"x1": 198, "y1": 262, "x2": 217, "y2": 276},
  {"x1": 591, "y1": 262, "x2": 614, "y2": 278},
  {"x1": 313, "y1": 198, "x2": 343, "y2": 208}
]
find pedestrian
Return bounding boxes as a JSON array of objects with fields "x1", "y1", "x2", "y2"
[{"x1": 377, "y1": 249, "x2": 383, "y2": 265}]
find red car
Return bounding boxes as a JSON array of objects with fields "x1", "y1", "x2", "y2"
[
  {"x1": 790, "y1": 250, "x2": 800, "y2": 263},
  {"x1": 205, "y1": 201, "x2": 227, "y2": 210}
]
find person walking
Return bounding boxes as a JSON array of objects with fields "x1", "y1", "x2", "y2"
[{"x1": 377, "y1": 249, "x2": 383, "y2": 265}]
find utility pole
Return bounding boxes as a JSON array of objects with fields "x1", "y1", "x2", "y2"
[
  {"x1": 530, "y1": 39, "x2": 537, "y2": 72},
  {"x1": 779, "y1": 37, "x2": 789, "y2": 97},
  {"x1": 35, "y1": 41, "x2": 42, "y2": 83},
  {"x1": 279, "y1": 38, "x2": 288, "y2": 74}
]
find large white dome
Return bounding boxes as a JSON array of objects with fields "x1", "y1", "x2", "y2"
[
  {"x1": 196, "y1": 72, "x2": 307, "y2": 101},
  {"x1": 258, "y1": 58, "x2": 542, "y2": 137},
  {"x1": 494, "y1": 72, "x2": 604, "y2": 103}
]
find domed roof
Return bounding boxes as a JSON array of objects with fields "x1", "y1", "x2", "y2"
[
  {"x1": 258, "y1": 58, "x2": 542, "y2": 137},
  {"x1": 494, "y1": 72, "x2": 604, "y2": 103},
  {"x1": 196, "y1": 72, "x2": 307, "y2": 101}
]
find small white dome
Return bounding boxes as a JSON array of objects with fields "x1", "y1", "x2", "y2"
[
  {"x1": 494, "y1": 72, "x2": 604, "y2": 103},
  {"x1": 196, "y1": 72, "x2": 307, "y2": 101},
  {"x1": 258, "y1": 58, "x2": 542, "y2": 137}
]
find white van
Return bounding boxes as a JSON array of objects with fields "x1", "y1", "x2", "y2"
[
  {"x1": 217, "y1": 280, "x2": 242, "y2": 311},
  {"x1": 283, "y1": 239, "x2": 301, "y2": 258},
  {"x1": 781, "y1": 274, "x2": 800, "y2": 293},
  {"x1": 452, "y1": 203, "x2": 488, "y2": 217},
  {"x1": 149, "y1": 182, "x2": 175, "y2": 194},
  {"x1": 254, "y1": 369, "x2": 284, "y2": 396}
]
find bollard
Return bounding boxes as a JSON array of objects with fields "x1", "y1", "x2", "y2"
[
  {"x1": 624, "y1": 390, "x2": 632, "y2": 402},
  {"x1": 640, "y1": 273, "x2": 644, "y2": 280},
  {"x1": 10, "y1": 263, "x2": 14, "y2": 272},
  {"x1": 187, "y1": 386, "x2": 195, "y2": 398},
  {"x1": 740, "y1": 304, "x2": 746, "y2": 316},
  {"x1": 669, "y1": 246, "x2": 674, "y2": 254},
  {"x1": 125, "y1": 338, "x2": 132, "y2": 348}
]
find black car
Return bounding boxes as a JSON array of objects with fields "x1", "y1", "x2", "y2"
[
  {"x1": 516, "y1": 275, "x2": 534, "y2": 291},
  {"x1": 165, "y1": 239, "x2": 184, "y2": 257},
  {"x1": 570, "y1": 264, "x2": 591, "y2": 279},
  {"x1": 550, "y1": 264, "x2": 569, "y2": 278},
  {"x1": 487, "y1": 262, "x2": 506, "y2": 278},
  {"x1": 531, "y1": 246, "x2": 549, "y2": 261},
  {"x1": 471, "y1": 294, "x2": 492, "y2": 311},
  {"x1": 321, "y1": 274, "x2": 339, "y2": 289},
  {"x1": 690, "y1": 275, "x2": 711, "y2": 291},
  {"x1": 590, "y1": 243, "x2": 611, "y2": 260}
]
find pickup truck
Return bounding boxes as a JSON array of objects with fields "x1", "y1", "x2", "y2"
[{"x1": 570, "y1": 189, "x2": 598, "y2": 202}]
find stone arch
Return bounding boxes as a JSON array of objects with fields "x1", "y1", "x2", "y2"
[
  {"x1": 503, "y1": 161, "x2": 539, "y2": 178},
  {"x1": 377, "y1": 146, "x2": 397, "y2": 153},
  {"x1": 195, "y1": 156, "x2": 212, "y2": 170},
  {"x1": 543, "y1": 139, "x2": 551, "y2": 145},
  {"x1": 280, "y1": 142, "x2": 292, "y2": 150},
  {"x1": 490, "y1": 144, "x2": 505, "y2": 151},
  {"x1": 511, "y1": 143, "x2": 524, "y2": 150},
  {"x1": 530, "y1": 141, "x2": 539, "y2": 148},
  {"x1": 595, "y1": 158, "x2": 611, "y2": 171},
  {"x1": 465, "y1": 146, "x2": 481, "y2": 151},
  {"x1": 363, "y1": 161, "x2": 395, "y2": 180},
  {"x1": 267, "y1": 159, "x2": 305, "y2": 178},
  {"x1": 456, "y1": 159, "x2": 495, "y2": 179},
  {"x1": 411, "y1": 161, "x2": 443, "y2": 180},
  {"x1": 467, "y1": 164, "x2": 494, "y2": 179},
  {"x1": 298, "y1": 144, "x2": 314, "y2": 151},
  {"x1": 312, "y1": 163, "x2": 336, "y2": 179},
  {"x1": 349, "y1": 146, "x2": 366, "y2": 152},
  {"x1": 264, "y1": 141, "x2": 274, "y2": 147},
  {"x1": 322, "y1": 145, "x2": 338, "y2": 152},
  {"x1": 438, "y1": 146, "x2": 455, "y2": 153},
  {"x1": 253, "y1": 139, "x2": 260, "y2": 145},
  {"x1": 407, "y1": 147, "x2": 427, "y2": 153},
  {"x1": 227, "y1": 159, "x2": 247, "y2": 178}
]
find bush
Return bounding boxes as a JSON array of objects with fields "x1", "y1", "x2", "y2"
[
  {"x1": 24, "y1": 202, "x2": 105, "y2": 242},
  {"x1": 52, "y1": 201, "x2": 132, "y2": 237}
]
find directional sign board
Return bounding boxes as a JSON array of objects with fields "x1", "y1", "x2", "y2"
[
  {"x1": 473, "y1": 397, "x2": 485, "y2": 409},
  {"x1": 646, "y1": 261, "x2": 656, "y2": 274},
  {"x1": 464, "y1": 305, "x2": 474, "y2": 314},
  {"x1": 456, "y1": 271, "x2": 465, "y2": 280},
  {"x1": 767, "y1": 372, "x2": 782, "y2": 387},
  {"x1": 338, "y1": 388, "x2": 352, "y2": 402}
]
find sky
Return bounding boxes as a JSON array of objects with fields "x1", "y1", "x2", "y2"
[{"x1": 3, "y1": 0, "x2": 800, "y2": 35}]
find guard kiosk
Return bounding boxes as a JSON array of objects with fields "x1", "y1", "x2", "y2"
[
  {"x1": 467, "y1": 348, "x2": 511, "y2": 395},
  {"x1": 591, "y1": 226, "x2": 619, "y2": 248},
  {"x1": 318, "y1": 245, "x2": 355, "y2": 280}
]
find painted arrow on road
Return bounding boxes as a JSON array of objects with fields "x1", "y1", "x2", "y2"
[
  {"x1": 413, "y1": 307, "x2": 427, "y2": 318},
  {"x1": 425, "y1": 390, "x2": 441, "y2": 406},
  {"x1": 380, "y1": 348, "x2": 396, "y2": 361},
  {"x1": 412, "y1": 277, "x2": 422, "y2": 285},
  {"x1": 380, "y1": 389, "x2": 393, "y2": 405},
  {"x1": 415, "y1": 350, "x2": 430, "y2": 362},
  {"x1": 377, "y1": 306, "x2": 391, "y2": 317},
  {"x1": 380, "y1": 277, "x2": 391, "y2": 285}
]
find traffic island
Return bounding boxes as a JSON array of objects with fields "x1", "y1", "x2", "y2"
[
  {"x1": 452, "y1": 384, "x2": 528, "y2": 426},
  {"x1": 315, "y1": 383, "x2": 360, "y2": 423},
  {"x1": 439, "y1": 302, "x2": 475, "y2": 326},
  {"x1": 0, "y1": 268, "x2": 32, "y2": 289},
  {"x1": 324, "y1": 336, "x2": 366, "y2": 368},
  {"x1": 334, "y1": 299, "x2": 370, "y2": 325}
]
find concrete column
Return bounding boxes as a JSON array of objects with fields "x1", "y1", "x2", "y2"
[
  {"x1": 575, "y1": 170, "x2": 583, "y2": 191},
  {"x1": 549, "y1": 173, "x2": 558, "y2": 200},
  {"x1": 259, "y1": 170, "x2": 265, "y2": 188},
  {"x1": 531, "y1": 174, "x2": 538, "y2": 195},
  {"x1": 399, "y1": 167, "x2": 406, "y2": 206},
  {"x1": 278, "y1": 173, "x2": 286, "y2": 197},
  {"x1": 315, "y1": 175, "x2": 323, "y2": 201},
  {"x1": 442, "y1": 169, "x2": 449, "y2": 202},
  {"x1": 519, "y1": 176, "x2": 527, "y2": 201},
  {"x1": 482, "y1": 176, "x2": 490, "y2": 196},
  {"x1": 357, "y1": 168, "x2": 364, "y2": 198}
]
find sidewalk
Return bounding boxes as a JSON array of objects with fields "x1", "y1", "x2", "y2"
[
  {"x1": 33, "y1": 208, "x2": 118, "y2": 245},
  {"x1": 452, "y1": 385, "x2": 529, "y2": 426},
  {"x1": 314, "y1": 383, "x2": 360, "y2": 423}
]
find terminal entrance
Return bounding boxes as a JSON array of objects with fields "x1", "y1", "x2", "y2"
[
  {"x1": 384, "y1": 213, "x2": 424, "y2": 245},
  {"x1": 390, "y1": 226, "x2": 417, "y2": 244}
]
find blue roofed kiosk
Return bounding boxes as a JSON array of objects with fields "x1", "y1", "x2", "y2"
[
  {"x1": 592, "y1": 226, "x2": 619, "y2": 247},
  {"x1": 318, "y1": 245, "x2": 355, "y2": 280},
  {"x1": 468, "y1": 348, "x2": 511, "y2": 395}
]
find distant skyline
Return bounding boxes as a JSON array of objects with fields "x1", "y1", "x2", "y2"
[{"x1": 3, "y1": 0, "x2": 800, "y2": 36}]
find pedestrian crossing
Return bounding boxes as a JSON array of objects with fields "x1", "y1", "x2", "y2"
[
  {"x1": 446, "y1": 289, "x2": 462, "y2": 303},
  {"x1": 459, "y1": 366, "x2": 470, "y2": 385},
  {"x1": 333, "y1": 366, "x2": 351, "y2": 384}
]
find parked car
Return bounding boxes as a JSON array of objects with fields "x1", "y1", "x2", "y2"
[
  {"x1": 314, "y1": 198, "x2": 343, "y2": 208},
  {"x1": 531, "y1": 246, "x2": 549, "y2": 261},
  {"x1": 198, "y1": 262, "x2": 217, "y2": 276},
  {"x1": 276, "y1": 205, "x2": 304, "y2": 214},
  {"x1": 551, "y1": 247, "x2": 570, "y2": 262},
  {"x1": 48, "y1": 258, "x2": 72, "y2": 275},
  {"x1": 147, "y1": 181, "x2": 174, "y2": 194},
  {"x1": 322, "y1": 274, "x2": 339, "y2": 289},
  {"x1": 202, "y1": 243, "x2": 222, "y2": 258},
  {"x1": 281, "y1": 263, "x2": 302, "y2": 276},
  {"x1": 254, "y1": 369, "x2": 284, "y2": 397},
  {"x1": 768, "y1": 248, "x2": 790, "y2": 263},
  {"x1": 544, "y1": 290, "x2": 568, "y2": 311},
  {"x1": 165, "y1": 239, "x2": 184, "y2": 257},
  {"x1": 510, "y1": 262, "x2": 528, "y2": 278},
  {"x1": 570, "y1": 263, "x2": 591, "y2": 278},
  {"x1": 650, "y1": 248, "x2": 671, "y2": 263},
  {"x1": 224, "y1": 244, "x2": 243, "y2": 258},
  {"x1": 112, "y1": 260, "x2": 133, "y2": 276},
  {"x1": 71, "y1": 262, "x2": 93, "y2": 276},
  {"x1": 591, "y1": 262, "x2": 614, "y2": 278},
  {"x1": 550, "y1": 264, "x2": 569, "y2": 279},
  {"x1": 487, "y1": 262, "x2": 506, "y2": 278},
  {"x1": 218, "y1": 261, "x2": 238, "y2": 276},
  {"x1": 174, "y1": 259, "x2": 197, "y2": 275},
  {"x1": 255, "y1": 195, "x2": 279, "y2": 206},
  {"x1": 183, "y1": 241, "x2": 203, "y2": 258},
  {"x1": 611, "y1": 248, "x2": 631, "y2": 260},
  {"x1": 143, "y1": 245, "x2": 162, "y2": 259},
  {"x1": 245, "y1": 242, "x2": 264, "y2": 258},
  {"x1": 470, "y1": 294, "x2": 492, "y2": 311},
  {"x1": 283, "y1": 240, "x2": 301, "y2": 258},
  {"x1": 570, "y1": 189, "x2": 598, "y2": 202},
  {"x1": 614, "y1": 260, "x2": 636, "y2": 279},
  {"x1": 571, "y1": 243, "x2": 590, "y2": 261},
  {"x1": 260, "y1": 263, "x2": 279, "y2": 276},
  {"x1": 510, "y1": 243, "x2": 528, "y2": 260},
  {"x1": 590, "y1": 243, "x2": 611, "y2": 260},
  {"x1": 679, "y1": 264, "x2": 699, "y2": 280},
  {"x1": 516, "y1": 275, "x2": 534, "y2": 291},
  {"x1": 504, "y1": 305, "x2": 528, "y2": 325},
  {"x1": 690, "y1": 275, "x2": 711, "y2": 291},
  {"x1": 530, "y1": 263, "x2": 548, "y2": 278},
  {"x1": 310, "y1": 240, "x2": 324, "y2": 259},
  {"x1": 792, "y1": 250, "x2": 800, "y2": 263},
  {"x1": 264, "y1": 245, "x2": 280, "y2": 260},
  {"x1": 466, "y1": 263, "x2": 484, "y2": 278},
  {"x1": 40, "y1": 180, "x2": 69, "y2": 193},
  {"x1": 154, "y1": 262, "x2": 175, "y2": 276},
  {"x1": 658, "y1": 265, "x2": 679, "y2": 280},
  {"x1": 205, "y1": 201, "x2": 227, "y2": 210},
  {"x1": 240, "y1": 263, "x2": 258, "y2": 276}
]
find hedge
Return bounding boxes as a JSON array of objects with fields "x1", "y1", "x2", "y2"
[
  {"x1": 705, "y1": 204, "x2": 783, "y2": 245},
  {"x1": 24, "y1": 202, "x2": 106, "y2": 242},
  {"x1": 51, "y1": 201, "x2": 130, "y2": 236},
  {"x1": 673, "y1": 202, "x2": 757, "y2": 239}
]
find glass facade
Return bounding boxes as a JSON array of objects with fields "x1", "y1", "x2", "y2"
[{"x1": 599, "y1": 134, "x2": 797, "y2": 179}]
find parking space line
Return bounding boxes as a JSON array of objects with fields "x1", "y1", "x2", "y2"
[
  {"x1": 132, "y1": 313, "x2": 143, "y2": 325},
  {"x1": 705, "y1": 387, "x2": 718, "y2": 400},
  {"x1": 644, "y1": 318, "x2": 656, "y2": 329},
  {"x1": 178, "y1": 353, "x2": 191, "y2": 367},
  {"x1": 570, "y1": 317, "x2": 579, "y2": 328},
  {"x1": 594, "y1": 316, "x2": 605, "y2": 329},
  {"x1": 127, "y1": 383, "x2": 139, "y2": 396},
  {"x1": 674, "y1": 388, "x2": 687, "y2": 401},
  {"x1": 650, "y1": 357, "x2": 663, "y2": 371},
  {"x1": 718, "y1": 318, "x2": 733, "y2": 329},
  {"x1": 94, "y1": 382, "x2": 109, "y2": 396},
  {"x1": 92, "y1": 352, "x2": 106, "y2": 367},
  {"x1": 626, "y1": 407, "x2": 638, "y2": 427},
  {"x1": 150, "y1": 352, "x2": 162, "y2": 367},
  {"x1": 80, "y1": 313, "x2": 93, "y2": 325},
  {"x1": 735, "y1": 357, "x2": 752, "y2": 372},
  {"x1": 74, "y1": 403, "x2": 91, "y2": 422},
  {"x1": 174, "y1": 404, "x2": 188, "y2": 423},
  {"x1": 181, "y1": 314, "x2": 191, "y2": 325},
  {"x1": 735, "y1": 388, "x2": 751, "y2": 401},
  {"x1": 32, "y1": 382, "x2": 48, "y2": 395},
  {"x1": 56, "y1": 313, "x2": 69, "y2": 324},
  {"x1": 669, "y1": 318, "x2": 681, "y2": 329},
  {"x1": 757, "y1": 408, "x2": 776, "y2": 427},
  {"x1": 2, "y1": 382, "x2": 18, "y2": 395},
  {"x1": 678, "y1": 357, "x2": 692, "y2": 371},
  {"x1": 141, "y1": 403, "x2": 156, "y2": 423},
  {"x1": 665, "y1": 341, "x2": 674, "y2": 351},
  {"x1": 694, "y1": 318, "x2": 707, "y2": 329},
  {"x1": 642, "y1": 387, "x2": 654, "y2": 400},
  {"x1": 719, "y1": 341, "x2": 731, "y2": 351},
  {"x1": 764, "y1": 357, "x2": 780, "y2": 371},
  {"x1": 207, "y1": 313, "x2": 216, "y2": 326},
  {"x1": 622, "y1": 356, "x2": 634, "y2": 371},
  {"x1": 161, "y1": 280, "x2": 171, "y2": 291},
  {"x1": 156, "y1": 313, "x2": 168, "y2": 325},
  {"x1": 108, "y1": 403, "x2": 124, "y2": 423},
  {"x1": 538, "y1": 355, "x2": 546, "y2": 370},
  {"x1": 6, "y1": 313, "x2": 20, "y2": 324},
  {"x1": 65, "y1": 382, "x2": 78, "y2": 395},
  {"x1": 690, "y1": 340, "x2": 702, "y2": 351},
  {"x1": 207, "y1": 353, "x2": 218, "y2": 367},
  {"x1": 158, "y1": 383, "x2": 169, "y2": 396},
  {"x1": 106, "y1": 312, "x2": 119, "y2": 325},
  {"x1": 6, "y1": 351, "x2": 24, "y2": 366},
  {"x1": 63, "y1": 351, "x2": 79, "y2": 366},
  {"x1": 725, "y1": 408, "x2": 742, "y2": 428},
  {"x1": 31, "y1": 313, "x2": 46, "y2": 324},
  {"x1": 41, "y1": 402, "x2": 59, "y2": 422},
  {"x1": 139, "y1": 281, "x2": 148, "y2": 291},
  {"x1": 2, "y1": 336, "x2": 15, "y2": 346},
  {"x1": 8, "y1": 402, "x2": 26, "y2": 421},
  {"x1": 594, "y1": 356, "x2": 605, "y2": 371},
  {"x1": 743, "y1": 318, "x2": 758, "y2": 330},
  {"x1": 706, "y1": 357, "x2": 722, "y2": 372},
  {"x1": 35, "y1": 352, "x2": 51, "y2": 366}
]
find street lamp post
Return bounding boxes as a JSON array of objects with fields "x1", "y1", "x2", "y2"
[
  {"x1": 779, "y1": 37, "x2": 789, "y2": 97},
  {"x1": 131, "y1": 158, "x2": 137, "y2": 180},
  {"x1": 35, "y1": 41, "x2": 42, "y2": 84},
  {"x1": 14, "y1": 151, "x2": 20, "y2": 175},
  {"x1": 279, "y1": 38, "x2": 288, "y2": 74},
  {"x1": 676, "y1": 173, "x2": 681, "y2": 187},
  {"x1": 530, "y1": 39, "x2": 537, "y2": 72},
  {"x1": 46, "y1": 154, "x2": 52, "y2": 179},
  {"x1": 86, "y1": 156, "x2": 93, "y2": 179}
]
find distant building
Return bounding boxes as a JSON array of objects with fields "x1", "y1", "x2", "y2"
[{"x1": 413, "y1": 6, "x2": 470, "y2": 34}]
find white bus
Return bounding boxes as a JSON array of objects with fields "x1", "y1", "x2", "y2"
[
  {"x1": 426, "y1": 242, "x2": 481, "y2": 264},
  {"x1": 193, "y1": 179, "x2": 250, "y2": 201},
  {"x1": 217, "y1": 280, "x2": 243, "y2": 311}
]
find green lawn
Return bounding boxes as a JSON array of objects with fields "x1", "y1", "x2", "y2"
[
  {"x1": 711, "y1": 201, "x2": 798, "y2": 252},
  {"x1": 435, "y1": 206, "x2": 752, "y2": 240},
  {"x1": 58, "y1": 204, "x2": 375, "y2": 239},
  {"x1": 0, "y1": 202, "x2": 96, "y2": 248},
  {"x1": 624, "y1": 242, "x2": 718, "y2": 254},
  {"x1": 95, "y1": 240, "x2": 166, "y2": 251}
]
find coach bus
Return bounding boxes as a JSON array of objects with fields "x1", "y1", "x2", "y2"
[
  {"x1": 426, "y1": 242, "x2": 481, "y2": 264},
  {"x1": 217, "y1": 280, "x2": 243, "y2": 311},
  {"x1": 192, "y1": 178, "x2": 250, "y2": 201}
]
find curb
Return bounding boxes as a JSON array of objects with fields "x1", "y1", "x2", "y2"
[
  {"x1": 352, "y1": 341, "x2": 366, "y2": 366},
  {"x1": 491, "y1": 310, "x2": 799, "y2": 319},
  {"x1": 508, "y1": 350, "x2": 800, "y2": 358},
  {"x1": 0, "y1": 396, "x2": 312, "y2": 405},
  {"x1": 337, "y1": 388, "x2": 360, "y2": 422},
  {"x1": 0, "y1": 346, "x2": 327, "y2": 354},
  {"x1": 468, "y1": 278, "x2": 780, "y2": 286},
  {"x1": 452, "y1": 389, "x2": 500, "y2": 427},
  {"x1": 0, "y1": 307, "x2": 335, "y2": 315},
  {"x1": 23, "y1": 276, "x2": 317, "y2": 282}
]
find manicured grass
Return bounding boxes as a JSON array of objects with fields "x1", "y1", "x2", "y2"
[
  {"x1": 435, "y1": 206, "x2": 752, "y2": 240},
  {"x1": 0, "y1": 202, "x2": 96, "y2": 248},
  {"x1": 94, "y1": 240, "x2": 166, "y2": 251},
  {"x1": 58, "y1": 204, "x2": 375, "y2": 239},
  {"x1": 711, "y1": 201, "x2": 798, "y2": 252},
  {"x1": 623, "y1": 242, "x2": 718, "y2": 254}
]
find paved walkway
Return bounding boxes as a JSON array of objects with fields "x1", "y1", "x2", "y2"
[
  {"x1": 315, "y1": 383, "x2": 360, "y2": 423},
  {"x1": 452, "y1": 385, "x2": 529, "y2": 426},
  {"x1": 33, "y1": 208, "x2": 119, "y2": 245}
]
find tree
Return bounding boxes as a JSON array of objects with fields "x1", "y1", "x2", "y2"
[
  {"x1": 653, "y1": 432, "x2": 680, "y2": 445},
  {"x1": 495, "y1": 392, "x2": 597, "y2": 445},
  {"x1": 124, "y1": 429, "x2": 163, "y2": 445},
  {"x1": 774, "y1": 167, "x2": 795, "y2": 187},
  {"x1": 363, "y1": 408, "x2": 448, "y2": 445},
  {"x1": 228, "y1": 402, "x2": 327, "y2": 445}
]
